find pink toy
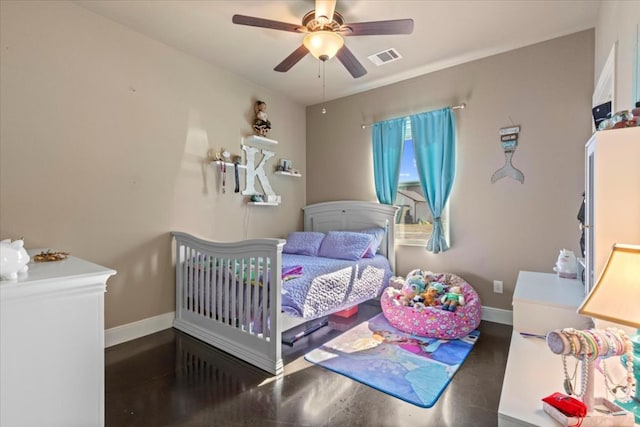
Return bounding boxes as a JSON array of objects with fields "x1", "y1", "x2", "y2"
[{"x1": 381, "y1": 273, "x2": 482, "y2": 339}]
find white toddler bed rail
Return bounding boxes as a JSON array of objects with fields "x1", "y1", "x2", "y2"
[
  {"x1": 172, "y1": 232, "x2": 286, "y2": 375},
  {"x1": 172, "y1": 201, "x2": 398, "y2": 375}
]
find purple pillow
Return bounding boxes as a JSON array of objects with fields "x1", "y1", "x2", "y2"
[
  {"x1": 283, "y1": 232, "x2": 325, "y2": 256},
  {"x1": 356, "y1": 228, "x2": 386, "y2": 258},
  {"x1": 318, "y1": 231, "x2": 374, "y2": 261}
]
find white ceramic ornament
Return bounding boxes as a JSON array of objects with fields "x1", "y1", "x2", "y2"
[{"x1": 0, "y1": 239, "x2": 30, "y2": 281}]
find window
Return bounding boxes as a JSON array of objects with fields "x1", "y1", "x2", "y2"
[{"x1": 395, "y1": 118, "x2": 449, "y2": 246}]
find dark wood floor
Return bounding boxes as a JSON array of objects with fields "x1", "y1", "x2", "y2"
[{"x1": 105, "y1": 301, "x2": 512, "y2": 427}]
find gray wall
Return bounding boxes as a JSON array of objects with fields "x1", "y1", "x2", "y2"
[
  {"x1": 306, "y1": 30, "x2": 594, "y2": 311},
  {"x1": 5, "y1": 0, "x2": 633, "y2": 325},
  {"x1": 0, "y1": 1, "x2": 306, "y2": 329}
]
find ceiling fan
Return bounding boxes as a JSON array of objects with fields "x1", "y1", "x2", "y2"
[{"x1": 232, "y1": 0, "x2": 414, "y2": 78}]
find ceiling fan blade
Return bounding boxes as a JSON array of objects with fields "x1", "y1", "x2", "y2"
[
  {"x1": 336, "y1": 45, "x2": 367, "y2": 78},
  {"x1": 232, "y1": 15, "x2": 303, "y2": 33},
  {"x1": 343, "y1": 19, "x2": 414, "y2": 36},
  {"x1": 274, "y1": 45, "x2": 310, "y2": 72},
  {"x1": 315, "y1": 0, "x2": 337, "y2": 22}
]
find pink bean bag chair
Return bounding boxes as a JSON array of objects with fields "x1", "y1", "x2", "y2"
[{"x1": 380, "y1": 273, "x2": 482, "y2": 339}]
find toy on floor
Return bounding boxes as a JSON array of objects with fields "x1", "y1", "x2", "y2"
[
  {"x1": 387, "y1": 271, "x2": 431, "y2": 307},
  {"x1": 421, "y1": 284, "x2": 444, "y2": 307},
  {"x1": 381, "y1": 273, "x2": 482, "y2": 339},
  {"x1": 387, "y1": 270, "x2": 449, "y2": 309},
  {"x1": 441, "y1": 286, "x2": 465, "y2": 312},
  {"x1": 414, "y1": 273, "x2": 445, "y2": 306},
  {"x1": 399, "y1": 276, "x2": 426, "y2": 306},
  {"x1": 388, "y1": 275, "x2": 405, "y2": 290},
  {"x1": 405, "y1": 268, "x2": 426, "y2": 282}
]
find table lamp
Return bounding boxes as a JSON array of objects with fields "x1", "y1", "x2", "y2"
[{"x1": 578, "y1": 243, "x2": 640, "y2": 422}]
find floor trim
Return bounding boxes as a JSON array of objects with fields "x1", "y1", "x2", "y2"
[
  {"x1": 105, "y1": 312, "x2": 175, "y2": 348},
  {"x1": 481, "y1": 306, "x2": 513, "y2": 325},
  {"x1": 104, "y1": 306, "x2": 513, "y2": 347}
]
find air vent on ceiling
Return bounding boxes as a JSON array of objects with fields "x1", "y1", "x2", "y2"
[{"x1": 368, "y1": 48, "x2": 402, "y2": 66}]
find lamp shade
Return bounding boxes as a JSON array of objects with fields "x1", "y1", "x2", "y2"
[
  {"x1": 578, "y1": 243, "x2": 640, "y2": 328},
  {"x1": 303, "y1": 31, "x2": 344, "y2": 60}
]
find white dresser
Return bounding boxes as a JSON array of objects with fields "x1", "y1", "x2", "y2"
[
  {"x1": 0, "y1": 251, "x2": 115, "y2": 427},
  {"x1": 499, "y1": 271, "x2": 593, "y2": 426},
  {"x1": 512, "y1": 271, "x2": 592, "y2": 336}
]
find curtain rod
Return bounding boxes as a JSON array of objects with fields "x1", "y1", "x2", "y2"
[{"x1": 360, "y1": 103, "x2": 466, "y2": 129}]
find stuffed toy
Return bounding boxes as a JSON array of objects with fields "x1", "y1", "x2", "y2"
[
  {"x1": 388, "y1": 276, "x2": 406, "y2": 290},
  {"x1": 420, "y1": 285, "x2": 442, "y2": 307},
  {"x1": 429, "y1": 282, "x2": 445, "y2": 294},
  {"x1": 393, "y1": 277, "x2": 425, "y2": 307},
  {"x1": 386, "y1": 274, "x2": 422, "y2": 307},
  {"x1": 441, "y1": 286, "x2": 465, "y2": 312},
  {"x1": 385, "y1": 286, "x2": 402, "y2": 303},
  {"x1": 405, "y1": 268, "x2": 425, "y2": 283},
  {"x1": 387, "y1": 270, "x2": 444, "y2": 308}
]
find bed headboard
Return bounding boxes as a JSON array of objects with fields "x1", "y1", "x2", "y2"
[{"x1": 303, "y1": 200, "x2": 399, "y2": 273}]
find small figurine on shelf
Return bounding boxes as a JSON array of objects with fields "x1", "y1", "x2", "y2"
[
  {"x1": 598, "y1": 109, "x2": 638, "y2": 130},
  {"x1": 253, "y1": 100, "x2": 271, "y2": 136}
]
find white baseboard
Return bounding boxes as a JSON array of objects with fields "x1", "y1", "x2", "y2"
[
  {"x1": 481, "y1": 306, "x2": 513, "y2": 325},
  {"x1": 103, "y1": 306, "x2": 511, "y2": 348},
  {"x1": 105, "y1": 311, "x2": 175, "y2": 348}
]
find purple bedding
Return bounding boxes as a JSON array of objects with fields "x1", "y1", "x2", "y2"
[
  {"x1": 186, "y1": 253, "x2": 392, "y2": 335},
  {"x1": 281, "y1": 254, "x2": 393, "y2": 319}
]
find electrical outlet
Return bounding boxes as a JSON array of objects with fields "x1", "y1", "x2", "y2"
[{"x1": 493, "y1": 280, "x2": 503, "y2": 294}]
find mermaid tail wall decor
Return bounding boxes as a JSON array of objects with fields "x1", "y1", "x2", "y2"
[{"x1": 491, "y1": 126, "x2": 524, "y2": 184}]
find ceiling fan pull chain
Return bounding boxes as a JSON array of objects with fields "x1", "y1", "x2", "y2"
[{"x1": 322, "y1": 60, "x2": 327, "y2": 114}]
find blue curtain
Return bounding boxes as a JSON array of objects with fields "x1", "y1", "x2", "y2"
[
  {"x1": 410, "y1": 107, "x2": 456, "y2": 253},
  {"x1": 372, "y1": 118, "x2": 406, "y2": 205}
]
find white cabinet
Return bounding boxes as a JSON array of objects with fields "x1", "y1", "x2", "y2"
[
  {"x1": 0, "y1": 251, "x2": 115, "y2": 427},
  {"x1": 500, "y1": 272, "x2": 593, "y2": 426},
  {"x1": 584, "y1": 127, "x2": 640, "y2": 293},
  {"x1": 512, "y1": 271, "x2": 592, "y2": 335}
]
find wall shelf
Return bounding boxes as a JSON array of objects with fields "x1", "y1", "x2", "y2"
[
  {"x1": 248, "y1": 202, "x2": 279, "y2": 206},
  {"x1": 244, "y1": 135, "x2": 278, "y2": 146},
  {"x1": 212, "y1": 160, "x2": 246, "y2": 169},
  {"x1": 275, "y1": 171, "x2": 301, "y2": 177}
]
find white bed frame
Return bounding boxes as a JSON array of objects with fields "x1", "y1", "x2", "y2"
[{"x1": 172, "y1": 201, "x2": 397, "y2": 375}]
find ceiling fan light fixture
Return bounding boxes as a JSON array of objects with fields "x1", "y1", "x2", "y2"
[
  {"x1": 303, "y1": 31, "x2": 344, "y2": 61},
  {"x1": 314, "y1": 0, "x2": 336, "y2": 25}
]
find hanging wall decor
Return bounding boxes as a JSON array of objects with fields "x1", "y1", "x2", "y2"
[{"x1": 491, "y1": 125, "x2": 524, "y2": 184}]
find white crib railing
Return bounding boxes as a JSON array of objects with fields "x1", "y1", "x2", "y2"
[{"x1": 172, "y1": 232, "x2": 286, "y2": 375}]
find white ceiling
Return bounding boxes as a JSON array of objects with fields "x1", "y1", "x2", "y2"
[{"x1": 74, "y1": 0, "x2": 600, "y2": 106}]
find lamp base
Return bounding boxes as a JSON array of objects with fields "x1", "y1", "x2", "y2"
[
  {"x1": 616, "y1": 399, "x2": 639, "y2": 423},
  {"x1": 617, "y1": 329, "x2": 640, "y2": 423}
]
